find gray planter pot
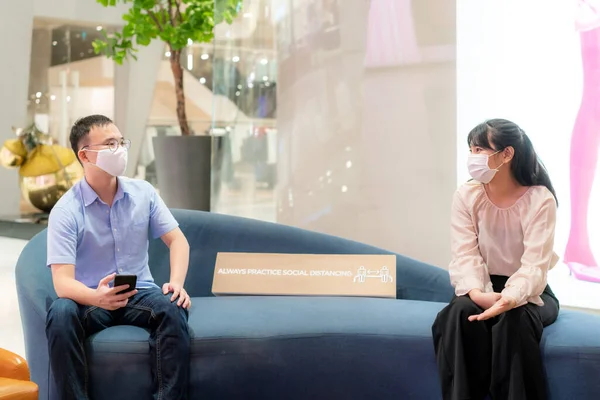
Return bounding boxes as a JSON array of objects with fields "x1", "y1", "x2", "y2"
[{"x1": 152, "y1": 135, "x2": 212, "y2": 211}]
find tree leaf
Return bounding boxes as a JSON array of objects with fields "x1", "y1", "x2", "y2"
[{"x1": 94, "y1": 0, "x2": 239, "y2": 58}]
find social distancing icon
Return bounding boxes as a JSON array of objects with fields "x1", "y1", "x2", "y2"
[{"x1": 353, "y1": 266, "x2": 394, "y2": 284}]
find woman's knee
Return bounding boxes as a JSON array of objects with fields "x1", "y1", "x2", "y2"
[
  {"x1": 496, "y1": 307, "x2": 528, "y2": 325},
  {"x1": 433, "y1": 296, "x2": 481, "y2": 334},
  {"x1": 494, "y1": 307, "x2": 542, "y2": 339},
  {"x1": 447, "y1": 295, "x2": 481, "y2": 317}
]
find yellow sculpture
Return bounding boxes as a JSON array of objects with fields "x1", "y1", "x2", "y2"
[{"x1": 0, "y1": 125, "x2": 83, "y2": 213}]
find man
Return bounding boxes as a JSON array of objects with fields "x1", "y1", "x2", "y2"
[{"x1": 45, "y1": 114, "x2": 191, "y2": 400}]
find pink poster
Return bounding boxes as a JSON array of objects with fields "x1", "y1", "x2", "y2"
[{"x1": 565, "y1": 1, "x2": 600, "y2": 282}]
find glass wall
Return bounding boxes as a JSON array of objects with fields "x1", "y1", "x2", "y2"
[
  {"x1": 28, "y1": 21, "x2": 117, "y2": 148},
  {"x1": 209, "y1": 0, "x2": 278, "y2": 222},
  {"x1": 20, "y1": 20, "x2": 117, "y2": 213},
  {"x1": 211, "y1": 0, "x2": 457, "y2": 268}
]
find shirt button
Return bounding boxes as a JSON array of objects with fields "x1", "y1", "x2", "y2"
[
  {"x1": 119, "y1": 268, "x2": 123, "y2": 273},
  {"x1": 114, "y1": 228, "x2": 117, "y2": 232},
  {"x1": 117, "y1": 248, "x2": 120, "y2": 252}
]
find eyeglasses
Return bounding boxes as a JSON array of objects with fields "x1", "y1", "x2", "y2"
[{"x1": 82, "y1": 138, "x2": 131, "y2": 153}]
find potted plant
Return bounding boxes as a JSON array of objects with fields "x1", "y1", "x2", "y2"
[{"x1": 93, "y1": 0, "x2": 239, "y2": 210}]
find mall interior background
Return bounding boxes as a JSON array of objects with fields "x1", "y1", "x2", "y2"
[
  {"x1": 1, "y1": 0, "x2": 597, "y2": 360},
  {"x1": 0, "y1": 0, "x2": 457, "y2": 269}
]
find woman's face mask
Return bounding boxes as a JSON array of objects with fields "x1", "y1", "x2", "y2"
[{"x1": 467, "y1": 150, "x2": 504, "y2": 184}]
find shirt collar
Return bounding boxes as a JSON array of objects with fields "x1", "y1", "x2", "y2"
[{"x1": 81, "y1": 176, "x2": 132, "y2": 207}]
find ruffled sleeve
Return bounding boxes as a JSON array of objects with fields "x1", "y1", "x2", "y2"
[
  {"x1": 501, "y1": 193, "x2": 557, "y2": 307},
  {"x1": 449, "y1": 190, "x2": 488, "y2": 296}
]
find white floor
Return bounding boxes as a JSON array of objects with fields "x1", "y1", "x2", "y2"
[{"x1": 0, "y1": 237, "x2": 28, "y2": 359}]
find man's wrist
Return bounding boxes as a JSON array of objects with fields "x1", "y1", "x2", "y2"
[
  {"x1": 85, "y1": 288, "x2": 100, "y2": 307},
  {"x1": 168, "y1": 279, "x2": 185, "y2": 288}
]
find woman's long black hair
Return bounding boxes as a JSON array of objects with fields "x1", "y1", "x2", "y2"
[{"x1": 467, "y1": 118, "x2": 558, "y2": 205}]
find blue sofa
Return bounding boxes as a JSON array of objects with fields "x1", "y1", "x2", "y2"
[{"x1": 15, "y1": 209, "x2": 600, "y2": 399}]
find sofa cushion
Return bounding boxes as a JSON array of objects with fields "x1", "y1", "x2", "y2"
[
  {"x1": 86, "y1": 297, "x2": 446, "y2": 399},
  {"x1": 84, "y1": 298, "x2": 600, "y2": 399},
  {"x1": 86, "y1": 297, "x2": 446, "y2": 352},
  {"x1": 541, "y1": 310, "x2": 600, "y2": 399}
]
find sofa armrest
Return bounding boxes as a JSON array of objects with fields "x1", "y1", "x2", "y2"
[
  {"x1": 0, "y1": 377, "x2": 38, "y2": 400},
  {"x1": 0, "y1": 349, "x2": 29, "y2": 382}
]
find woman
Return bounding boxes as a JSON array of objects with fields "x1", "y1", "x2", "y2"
[{"x1": 432, "y1": 119, "x2": 560, "y2": 400}]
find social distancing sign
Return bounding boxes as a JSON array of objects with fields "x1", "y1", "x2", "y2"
[{"x1": 212, "y1": 253, "x2": 397, "y2": 298}]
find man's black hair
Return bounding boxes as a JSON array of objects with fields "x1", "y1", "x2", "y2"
[{"x1": 70, "y1": 115, "x2": 113, "y2": 158}]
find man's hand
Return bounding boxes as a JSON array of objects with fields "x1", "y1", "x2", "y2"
[
  {"x1": 162, "y1": 282, "x2": 191, "y2": 309},
  {"x1": 468, "y1": 296, "x2": 517, "y2": 322},
  {"x1": 469, "y1": 289, "x2": 502, "y2": 310},
  {"x1": 94, "y1": 273, "x2": 138, "y2": 310}
]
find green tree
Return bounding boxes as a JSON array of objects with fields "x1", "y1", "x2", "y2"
[{"x1": 93, "y1": 0, "x2": 239, "y2": 136}]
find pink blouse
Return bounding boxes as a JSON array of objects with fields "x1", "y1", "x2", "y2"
[{"x1": 449, "y1": 182, "x2": 559, "y2": 307}]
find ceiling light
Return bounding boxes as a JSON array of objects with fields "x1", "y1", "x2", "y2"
[{"x1": 187, "y1": 53, "x2": 193, "y2": 70}]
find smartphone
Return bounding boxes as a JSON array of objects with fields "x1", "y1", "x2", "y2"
[{"x1": 114, "y1": 274, "x2": 137, "y2": 295}]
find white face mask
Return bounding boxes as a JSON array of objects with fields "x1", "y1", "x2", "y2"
[
  {"x1": 86, "y1": 146, "x2": 128, "y2": 176},
  {"x1": 467, "y1": 151, "x2": 503, "y2": 184}
]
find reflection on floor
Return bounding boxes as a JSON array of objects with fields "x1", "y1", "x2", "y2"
[{"x1": 0, "y1": 237, "x2": 28, "y2": 358}]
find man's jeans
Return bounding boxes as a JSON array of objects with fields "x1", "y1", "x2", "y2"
[{"x1": 46, "y1": 288, "x2": 190, "y2": 400}]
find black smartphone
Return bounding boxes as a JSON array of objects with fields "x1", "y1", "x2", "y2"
[{"x1": 114, "y1": 274, "x2": 137, "y2": 295}]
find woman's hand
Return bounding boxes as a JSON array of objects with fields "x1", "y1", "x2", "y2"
[
  {"x1": 468, "y1": 296, "x2": 517, "y2": 321},
  {"x1": 469, "y1": 289, "x2": 502, "y2": 310}
]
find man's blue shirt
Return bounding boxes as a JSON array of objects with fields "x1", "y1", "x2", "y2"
[{"x1": 47, "y1": 177, "x2": 178, "y2": 288}]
